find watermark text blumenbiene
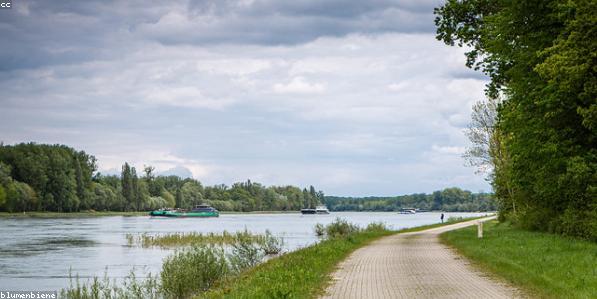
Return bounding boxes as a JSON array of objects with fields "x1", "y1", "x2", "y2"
[{"x1": 0, "y1": 291, "x2": 56, "y2": 299}]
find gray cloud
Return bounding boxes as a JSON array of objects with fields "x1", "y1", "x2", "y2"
[
  {"x1": 0, "y1": 0, "x2": 440, "y2": 71},
  {"x1": 0, "y1": 1, "x2": 490, "y2": 196}
]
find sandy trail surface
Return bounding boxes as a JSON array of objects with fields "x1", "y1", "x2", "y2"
[{"x1": 322, "y1": 217, "x2": 520, "y2": 298}]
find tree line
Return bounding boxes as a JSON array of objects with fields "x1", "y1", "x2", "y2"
[
  {"x1": 0, "y1": 143, "x2": 324, "y2": 212},
  {"x1": 435, "y1": 0, "x2": 596, "y2": 240},
  {"x1": 324, "y1": 187, "x2": 496, "y2": 212}
]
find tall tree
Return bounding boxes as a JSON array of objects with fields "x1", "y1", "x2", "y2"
[
  {"x1": 131, "y1": 167, "x2": 141, "y2": 211},
  {"x1": 121, "y1": 162, "x2": 133, "y2": 210},
  {"x1": 435, "y1": 0, "x2": 596, "y2": 239}
]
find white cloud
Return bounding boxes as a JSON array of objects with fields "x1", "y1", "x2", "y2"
[
  {"x1": 1, "y1": 7, "x2": 491, "y2": 196},
  {"x1": 143, "y1": 86, "x2": 235, "y2": 110},
  {"x1": 272, "y1": 76, "x2": 325, "y2": 94},
  {"x1": 431, "y1": 144, "x2": 466, "y2": 155}
]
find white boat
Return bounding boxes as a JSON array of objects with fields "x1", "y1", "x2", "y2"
[
  {"x1": 398, "y1": 208, "x2": 416, "y2": 214},
  {"x1": 315, "y1": 205, "x2": 330, "y2": 214}
]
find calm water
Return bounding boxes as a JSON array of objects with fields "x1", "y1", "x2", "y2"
[{"x1": 0, "y1": 212, "x2": 488, "y2": 291}]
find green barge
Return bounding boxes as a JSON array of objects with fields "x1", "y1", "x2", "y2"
[{"x1": 149, "y1": 205, "x2": 219, "y2": 218}]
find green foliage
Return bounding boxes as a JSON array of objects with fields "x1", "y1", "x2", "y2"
[
  {"x1": 325, "y1": 187, "x2": 496, "y2": 212},
  {"x1": 0, "y1": 185, "x2": 5, "y2": 208},
  {"x1": 125, "y1": 230, "x2": 281, "y2": 249},
  {"x1": 365, "y1": 222, "x2": 389, "y2": 232},
  {"x1": 314, "y1": 223, "x2": 325, "y2": 236},
  {"x1": 228, "y1": 235, "x2": 264, "y2": 274},
  {"x1": 0, "y1": 143, "x2": 324, "y2": 213},
  {"x1": 441, "y1": 221, "x2": 597, "y2": 298},
  {"x1": 258, "y1": 230, "x2": 284, "y2": 255},
  {"x1": 323, "y1": 218, "x2": 361, "y2": 238},
  {"x1": 65, "y1": 229, "x2": 286, "y2": 298},
  {"x1": 161, "y1": 245, "x2": 230, "y2": 298},
  {"x1": 435, "y1": 0, "x2": 596, "y2": 240},
  {"x1": 0, "y1": 143, "x2": 94, "y2": 212},
  {"x1": 61, "y1": 270, "x2": 161, "y2": 299},
  {"x1": 203, "y1": 226, "x2": 393, "y2": 299}
]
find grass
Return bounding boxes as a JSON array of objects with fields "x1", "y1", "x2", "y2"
[
  {"x1": 199, "y1": 216, "x2": 489, "y2": 298},
  {"x1": 125, "y1": 230, "x2": 281, "y2": 249},
  {"x1": 200, "y1": 229, "x2": 393, "y2": 298},
  {"x1": 440, "y1": 221, "x2": 597, "y2": 299},
  {"x1": 61, "y1": 216, "x2": 488, "y2": 298},
  {"x1": 0, "y1": 211, "x2": 148, "y2": 218}
]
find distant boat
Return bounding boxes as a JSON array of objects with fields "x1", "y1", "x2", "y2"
[
  {"x1": 149, "y1": 204, "x2": 219, "y2": 218},
  {"x1": 300, "y1": 208, "x2": 316, "y2": 214},
  {"x1": 301, "y1": 205, "x2": 330, "y2": 214},
  {"x1": 315, "y1": 205, "x2": 330, "y2": 214},
  {"x1": 398, "y1": 208, "x2": 416, "y2": 214}
]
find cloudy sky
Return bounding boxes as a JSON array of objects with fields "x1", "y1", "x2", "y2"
[{"x1": 0, "y1": 0, "x2": 490, "y2": 196}]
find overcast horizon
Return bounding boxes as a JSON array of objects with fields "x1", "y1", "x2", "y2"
[{"x1": 0, "y1": 0, "x2": 491, "y2": 196}]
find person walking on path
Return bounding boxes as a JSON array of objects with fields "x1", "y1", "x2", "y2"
[{"x1": 440, "y1": 213, "x2": 444, "y2": 223}]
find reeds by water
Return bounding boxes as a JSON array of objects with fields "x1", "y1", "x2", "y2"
[{"x1": 125, "y1": 229, "x2": 283, "y2": 252}]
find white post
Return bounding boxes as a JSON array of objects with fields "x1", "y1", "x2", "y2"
[{"x1": 477, "y1": 221, "x2": 483, "y2": 238}]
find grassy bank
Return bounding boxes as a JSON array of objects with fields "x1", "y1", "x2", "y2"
[
  {"x1": 200, "y1": 216, "x2": 489, "y2": 298},
  {"x1": 61, "y1": 216, "x2": 488, "y2": 298},
  {"x1": 440, "y1": 221, "x2": 597, "y2": 298},
  {"x1": 201, "y1": 229, "x2": 393, "y2": 298},
  {"x1": 0, "y1": 211, "x2": 148, "y2": 218}
]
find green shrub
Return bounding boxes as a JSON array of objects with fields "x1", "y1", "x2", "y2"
[
  {"x1": 161, "y1": 245, "x2": 230, "y2": 298},
  {"x1": 229, "y1": 234, "x2": 264, "y2": 274},
  {"x1": 314, "y1": 223, "x2": 325, "y2": 236},
  {"x1": 61, "y1": 269, "x2": 160, "y2": 299},
  {"x1": 258, "y1": 230, "x2": 284, "y2": 255},
  {"x1": 324, "y1": 218, "x2": 361, "y2": 238},
  {"x1": 365, "y1": 222, "x2": 388, "y2": 232}
]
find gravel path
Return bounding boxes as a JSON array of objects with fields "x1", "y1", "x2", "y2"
[{"x1": 322, "y1": 217, "x2": 520, "y2": 299}]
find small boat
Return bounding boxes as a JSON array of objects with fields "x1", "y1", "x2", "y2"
[
  {"x1": 150, "y1": 204, "x2": 219, "y2": 218},
  {"x1": 315, "y1": 205, "x2": 330, "y2": 214},
  {"x1": 300, "y1": 208, "x2": 316, "y2": 214},
  {"x1": 301, "y1": 205, "x2": 330, "y2": 215},
  {"x1": 398, "y1": 208, "x2": 416, "y2": 214}
]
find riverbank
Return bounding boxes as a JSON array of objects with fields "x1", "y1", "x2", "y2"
[
  {"x1": 200, "y1": 216, "x2": 488, "y2": 298},
  {"x1": 0, "y1": 211, "x2": 148, "y2": 218},
  {"x1": 440, "y1": 221, "x2": 597, "y2": 298},
  {"x1": 0, "y1": 210, "x2": 303, "y2": 218},
  {"x1": 0, "y1": 210, "x2": 492, "y2": 218}
]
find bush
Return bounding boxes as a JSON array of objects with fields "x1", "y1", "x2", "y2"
[
  {"x1": 229, "y1": 234, "x2": 264, "y2": 274},
  {"x1": 314, "y1": 223, "x2": 325, "y2": 236},
  {"x1": 365, "y1": 222, "x2": 388, "y2": 232},
  {"x1": 65, "y1": 229, "x2": 287, "y2": 298},
  {"x1": 61, "y1": 269, "x2": 160, "y2": 299},
  {"x1": 258, "y1": 230, "x2": 284, "y2": 255},
  {"x1": 324, "y1": 218, "x2": 361, "y2": 238},
  {"x1": 161, "y1": 245, "x2": 230, "y2": 298}
]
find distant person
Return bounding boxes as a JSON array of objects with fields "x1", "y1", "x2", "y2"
[{"x1": 441, "y1": 213, "x2": 445, "y2": 223}]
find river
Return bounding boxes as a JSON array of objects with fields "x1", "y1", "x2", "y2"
[{"x1": 0, "y1": 212, "x2": 488, "y2": 291}]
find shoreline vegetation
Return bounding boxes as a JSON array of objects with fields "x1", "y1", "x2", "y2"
[
  {"x1": 0, "y1": 211, "x2": 149, "y2": 218},
  {"x1": 125, "y1": 230, "x2": 283, "y2": 250},
  {"x1": 0, "y1": 210, "x2": 493, "y2": 218},
  {"x1": 0, "y1": 143, "x2": 496, "y2": 215},
  {"x1": 0, "y1": 210, "x2": 302, "y2": 218},
  {"x1": 441, "y1": 221, "x2": 597, "y2": 299},
  {"x1": 62, "y1": 216, "x2": 483, "y2": 299},
  {"x1": 202, "y1": 216, "x2": 488, "y2": 299}
]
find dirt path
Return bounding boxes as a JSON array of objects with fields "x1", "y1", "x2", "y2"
[{"x1": 322, "y1": 217, "x2": 519, "y2": 299}]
